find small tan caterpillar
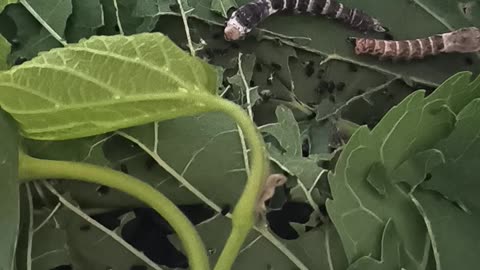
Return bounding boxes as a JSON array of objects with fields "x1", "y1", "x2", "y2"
[
  {"x1": 224, "y1": 0, "x2": 387, "y2": 41},
  {"x1": 255, "y1": 173, "x2": 287, "y2": 224},
  {"x1": 349, "y1": 27, "x2": 480, "y2": 60}
]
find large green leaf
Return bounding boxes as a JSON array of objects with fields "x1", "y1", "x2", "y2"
[
  {"x1": 0, "y1": 33, "x2": 218, "y2": 140},
  {"x1": 0, "y1": 34, "x2": 10, "y2": 70},
  {"x1": 410, "y1": 98, "x2": 480, "y2": 270},
  {"x1": 326, "y1": 72, "x2": 480, "y2": 269},
  {"x1": 0, "y1": 109, "x2": 19, "y2": 270}
]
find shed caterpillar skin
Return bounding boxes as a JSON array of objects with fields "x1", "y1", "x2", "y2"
[
  {"x1": 224, "y1": 0, "x2": 387, "y2": 41},
  {"x1": 349, "y1": 27, "x2": 480, "y2": 60}
]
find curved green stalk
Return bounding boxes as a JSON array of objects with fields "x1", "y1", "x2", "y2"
[
  {"x1": 18, "y1": 151, "x2": 210, "y2": 270},
  {"x1": 17, "y1": 93, "x2": 268, "y2": 270},
  {"x1": 194, "y1": 95, "x2": 270, "y2": 270}
]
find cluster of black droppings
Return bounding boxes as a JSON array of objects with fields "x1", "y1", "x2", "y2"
[
  {"x1": 50, "y1": 265, "x2": 73, "y2": 270},
  {"x1": 317, "y1": 68, "x2": 325, "y2": 78},
  {"x1": 336, "y1": 82, "x2": 346, "y2": 91},
  {"x1": 144, "y1": 156, "x2": 157, "y2": 171},
  {"x1": 348, "y1": 63, "x2": 358, "y2": 72},
  {"x1": 79, "y1": 224, "x2": 91, "y2": 231},
  {"x1": 120, "y1": 163, "x2": 129, "y2": 174},
  {"x1": 301, "y1": 138, "x2": 310, "y2": 157},
  {"x1": 384, "y1": 32, "x2": 394, "y2": 40},
  {"x1": 130, "y1": 265, "x2": 148, "y2": 270},
  {"x1": 266, "y1": 202, "x2": 314, "y2": 240},
  {"x1": 211, "y1": 31, "x2": 223, "y2": 40},
  {"x1": 465, "y1": 57, "x2": 474, "y2": 66},
  {"x1": 327, "y1": 81, "x2": 335, "y2": 93},
  {"x1": 9, "y1": 38, "x2": 20, "y2": 49},
  {"x1": 14, "y1": 57, "x2": 27, "y2": 66},
  {"x1": 271, "y1": 62, "x2": 282, "y2": 71},
  {"x1": 304, "y1": 60, "x2": 315, "y2": 77}
]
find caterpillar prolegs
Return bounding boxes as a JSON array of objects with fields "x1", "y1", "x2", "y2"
[
  {"x1": 350, "y1": 27, "x2": 480, "y2": 60},
  {"x1": 224, "y1": 0, "x2": 387, "y2": 41}
]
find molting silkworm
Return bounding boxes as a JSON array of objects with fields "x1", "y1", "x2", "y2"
[
  {"x1": 349, "y1": 27, "x2": 480, "y2": 60},
  {"x1": 224, "y1": 0, "x2": 387, "y2": 41}
]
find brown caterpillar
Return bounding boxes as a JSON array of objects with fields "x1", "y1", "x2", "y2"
[
  {"x1": 224, "y1": 0, "x2": 387, "y2": 41},
  {"x1": 349, "y1": 27, "x2": 480, "y2": 60}
]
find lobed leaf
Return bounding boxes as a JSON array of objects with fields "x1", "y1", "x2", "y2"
[
  {"x1": 326, "y1": 72, "x2": 480, "y2": 269},
  {"x1": 410, "y1": 98, "x2": 480, "y2": 270},
  {"x1": 0, "y1": 109, "x2": 20, "y2": 270},
  {"x1": 0, "y1": 33, "x2": 219, "y2": 140}
]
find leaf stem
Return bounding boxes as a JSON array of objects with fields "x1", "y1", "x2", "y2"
[
  {"x1": 17, "y1": 151, "x2": 210, "y2": 270},
  {"x1": 18, "y1": 0, "x2": 67, "y2": 46},
  {"x1": 195, "y1": 95, "x2": 269, "y2": 270}
]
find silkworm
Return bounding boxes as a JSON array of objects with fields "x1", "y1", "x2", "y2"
[
  {"x1": 349, "y1": 27, "x2": 480, "y2": 60},
  {"x1": 224, "y1": 0, "x2": 387, "y2": 41}
]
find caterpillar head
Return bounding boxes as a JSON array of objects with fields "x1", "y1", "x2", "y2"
[
  {"x1": 224, "y1": 15, "x2": 248, "y2": 41},
  {"x1": 445, "y1": 27, "x2": 480, "y2": 53}
]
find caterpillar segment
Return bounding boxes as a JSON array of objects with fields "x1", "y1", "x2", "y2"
[
  {"x1": 349, "y1": 27, "x2": 480, "y2": 60},
  {"x1": 224, "y1": 0, "x2": 387, "y2": 41}
]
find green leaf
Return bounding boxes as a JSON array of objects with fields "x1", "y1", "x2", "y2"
[
  {"x1": 65, "y1": 0, "x2": 104, "y2": 42},
  {"x1": 24, "y1": 0, "x2": 72, "y2": 38},
  {"x1": 0, "y1": 109, "x2": 20, "y2": 270},
  {"x1": 5, "y1": 4, "x2": 62, "y2": 62},
  {"x1": 261, "y1": 106, "x2": 325, "y2": 189},
  {"x1": 171, "y1": 215, "x2": 348, "y2": 270},
  {"x1": 0, "y1": 33, "x2": 218, "y2": 140},
  {"x1": 327, "y1": 72, "x2": 480, "y2": 269},
  {"x1": 0, "y1": 0, "x2": 16, "y2": 12},
  {"x1": 408, "y1": 99, "x2": 480, "y2": 270},
  {"x1": 348, "y1": 219, "x2": 420, "y2": 270},
  {"x1": 175, "y1": 0, "x2": 480, "y2": 86},
  {"x1": 0, "y1": 34, "x2": 11, "y2": 70},
  {"x1": 411, "y1": 191, "x2": 480, "y2": 270},
  {"x1": 210, "y1": 0, "x2": 237, "y2": 18}
]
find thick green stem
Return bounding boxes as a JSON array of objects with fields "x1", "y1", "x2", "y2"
[
  {"x1": 196, "y1": 95, "x2": 269, "y2": 270},
  {"x1": 18, "y1": 151, "x2": 210, "y2": 270}
]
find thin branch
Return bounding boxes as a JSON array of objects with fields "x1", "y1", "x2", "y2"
[
  {"x1": 176, "y1": 0, "x2": 195, "y2": 56},
  {"x1": 33, "y1": 202, "x2": 62, "y2": 233},
  {"x1": 317, "y1": 77, "x2": 400, "y2": 121},
  {"x1": 112, "y1": 0, "x2": 125, "y2": 35},
  {"x1": 237, "y1": 52, "x2": 254, "y2": 120}
]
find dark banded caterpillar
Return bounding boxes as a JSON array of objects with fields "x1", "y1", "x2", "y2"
[
  {"x1": 224, "y1": 0, "x2": 387, "y2": 41},
  {"x1": 350, "y1": 27, "x2": 480, "y2": 60}
]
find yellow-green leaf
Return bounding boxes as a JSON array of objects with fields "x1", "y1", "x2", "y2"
[{"x1": 0, "y1": 33, "x2": 219, "y2": 140}]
